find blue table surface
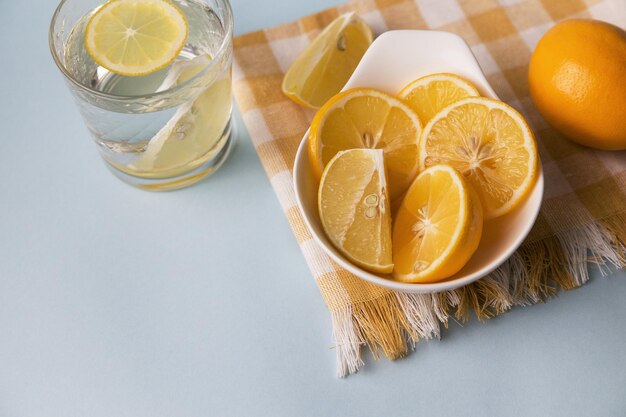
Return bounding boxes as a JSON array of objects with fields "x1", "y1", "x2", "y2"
[{"x1": 1, "y1": 0, "x2": 625, "y2": 416}]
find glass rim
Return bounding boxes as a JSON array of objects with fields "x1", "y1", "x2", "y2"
[{"x1": 48, "y1": 0, "x2": 234, "y2": 101}]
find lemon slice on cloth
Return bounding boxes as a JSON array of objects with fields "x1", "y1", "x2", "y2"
[
  {"x1": 309, "y1": 88, "x2": 422, "y2": 201},
  {"x1": 85, "y1": 0, "x2": 188, "y2": 76},
  {"x1": 398, "y1": 73, "x2": 480, "y2": 125},
  {"x1": 319, "y1": 149, "x2": 393, "y2": 274},
  {"x1": 419, "y1": 97, "x2": 538, "y2": 219},
  {"x1": 282, "y1": 12, "x2": 373, "y2": 109},
  {"x1": 392, "y1": 164, "x2": 483, "y2": 283}
]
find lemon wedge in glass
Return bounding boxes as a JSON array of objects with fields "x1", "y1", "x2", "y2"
[{"x1": 126, "y1": 55, "x2": 232, "y2": 178}]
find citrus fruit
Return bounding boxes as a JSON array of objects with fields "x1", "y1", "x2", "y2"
[
  {"x1": 528, "y1": 19, "x2": 626, "y2": 150},
  {"x1": 282, "y1": 12, "x2": 373, "y2": 109},
  {"x1": 419, "y1": 97, "x2": 538, "y2": 219},
  {"x1": 398, "y1": 73, "x2": 480, "y2": 125},
  {"x1": 392, "y1": 164, "x2": 483, "y2": 283},
  {"x1": 85, "y1": 0, "x2": 188, "y2": 76},
  {"x1": 126, "y1": 55, "x2": 232, "y2": 178},
  {"x1": 318, "y1": 149, "x2": 393, "y2": 274},
  {"x1": 309, "y1": 88, "x2": 422, "y2": 200}
]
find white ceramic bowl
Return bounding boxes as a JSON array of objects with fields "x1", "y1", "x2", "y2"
[{"x1": 293, "y1": 30, "x2": 544, "y2": 294}]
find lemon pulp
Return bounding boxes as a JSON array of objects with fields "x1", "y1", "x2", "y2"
[
  {"x1": 392, "y1": 164, "x2": 483, "y2": 283},
  {"x1": 85, "y1": 0, "x2": 189, "y2": 76},
  {"x1": 318, "y1": 149, "x2": 393, "y2": 274},
  {"x1": 282, "y1": 12, "x2": 372, "y2": 109},
  {"x1": 399, "y1": 73, "x2": 479, "y2": 124},
  {"x1": 419, "y1": 97, "x2": 538, "y2": 219},
  {"x1": 309, "y1": 88, "x2": 422, "y2": 201}
]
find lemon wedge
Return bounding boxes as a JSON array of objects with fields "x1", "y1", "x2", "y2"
[
  {"x1": 126, "y1": 54, "x2": 232, "y2": 178},
  {"x1": 319, "y1": 149, "x2": 393, "y2": 274},
  {"x1": 282, "y1": 12, "x2": 372, "y2": 109}
]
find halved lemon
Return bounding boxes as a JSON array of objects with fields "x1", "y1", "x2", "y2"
[
  {"x1": 282, "y1": 12, "x2": 373, "y2": 109},
  {"x1": 419, "y1": 97, "x2": 538, "y2": 219},
  {"x1": 85, "y1": 0, "x2": 188, "y2": 76},
  {"x1": 319, "y1": 149, "x2": 393, "y2": 274},
  {"x1": 392, "y1": 164, "x2": 483, "y2": 283},
  {"x1": 309, "y1": 88, "x2": 422, "y2": 200},
  {"x1": 398, "y1": 73, "x2": 480, "y2": 125}
]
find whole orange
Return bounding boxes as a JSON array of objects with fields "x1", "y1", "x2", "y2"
[{"x1": 528, "y1": 19, "x2": 626, "y2": 150}]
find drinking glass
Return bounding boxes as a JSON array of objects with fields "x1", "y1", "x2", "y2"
[{"x1": 49, "y1": 0, "x2": 234, "y2": 190}]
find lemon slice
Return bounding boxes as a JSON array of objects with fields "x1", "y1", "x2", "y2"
[
  {"x1": 309, "y1": 88, "x2": 422, "y2": 200},
  {"x1": 392, "y1": 164, "x2": 483, "y2": 283},
  {"x1": 85, "y1": 0, "x2": 188, "y2": 76},
  {"x1": 282, "y1": 12, "x2": 373, "y2": 109},
  {"x1": 399, "y1": 73, "x2": 480, "y2": 125},
  {"x1": 419, "y1": 97, "x2": 538, "y2": 219},
  {"x1": 319, "y1": 149, "x2": 393, "y2": 274}
]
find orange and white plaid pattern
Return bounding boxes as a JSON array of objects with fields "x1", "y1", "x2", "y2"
[{"x1": 232, "y1": 0, "x2": 626, "y2": 376}]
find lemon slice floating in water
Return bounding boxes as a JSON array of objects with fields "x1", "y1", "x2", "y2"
[{"x1": 85, "y1": 0, "x2": 188, "y2": 76}]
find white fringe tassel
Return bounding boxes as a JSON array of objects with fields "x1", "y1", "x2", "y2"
[
  {"x1": 331, "y1": 307, "x2": 364, "y2": 377},
  {"x1": 557, "y1": 220, "x2": 625, "y2": 284},
  {"x1": 396, "y1": 293, "x2": 441, "y2": 345}
]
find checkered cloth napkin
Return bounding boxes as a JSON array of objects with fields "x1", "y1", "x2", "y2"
[{"x1": 232, "y1": 0, "x2": 626, "y2": 376}]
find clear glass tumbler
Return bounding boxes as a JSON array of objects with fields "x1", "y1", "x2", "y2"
[{"x1": 49, "y1": 0, "x2": 234, "y2": 191}]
